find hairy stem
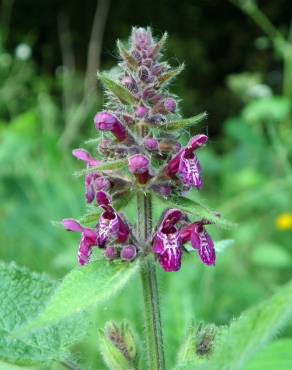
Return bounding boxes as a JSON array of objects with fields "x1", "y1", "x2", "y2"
[
  {"x1": 61, "y1": 359, "x2": 83, "y2": 370},
  {"x1": 137, "y1": 192, "x2": 166, "y2": 370}
]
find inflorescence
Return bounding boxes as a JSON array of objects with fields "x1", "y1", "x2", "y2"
[{"x1": 63, "y1": 27, "x2": 216, "y2": 272}]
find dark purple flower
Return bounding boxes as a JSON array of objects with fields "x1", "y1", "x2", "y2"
[
  {"x1": 96, "y1": 191, "x2": 130, "y2": 247},
  {"x1": 167, "y1": 134, "x2": 208, "y2": 189},
  {"x1": 144, "y1": 137, "x2": 159, "y2": 151},
  {"x1": 180, "y1": 221, "x2": 216, "y2": 266},
  {"x1": 95, "y1": 112, "x2": 127, "y2": 142},
  {"x1": 153, "y1": 209, "x2": 186, "y2": 272},
  {"x1": 63, "y1": 219, "x2": 97, "y2": 266},
  {"x1": 73, "y1": 149, "x2": 110, "y2": 203},
  {"x1": 128, "y1": 154, "x2": 151, "y2": 184},
  {"x1": 121, "y1": 245, "x2": 137, "y2": 261}
]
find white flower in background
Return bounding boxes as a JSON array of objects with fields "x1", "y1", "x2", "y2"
[{"x1": 15, "y1": 43, "x2": 31, "y2": 61}]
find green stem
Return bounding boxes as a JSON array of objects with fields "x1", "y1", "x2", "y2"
[{"x1": 137, "y1": 192, "x2": 165, "y2": 370}]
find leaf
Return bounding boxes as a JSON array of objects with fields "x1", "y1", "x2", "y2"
[
  {"x1": 157, "y1": 64, "x2": 185, "y2": 86},
  {"x1": 176, "y1": 323, "x2": 198, "y2": 365},
  {"x1": 117, "y1": 40, "x2": 139, "y2": 70},
  {"x1": 0, "y1": 262, "x2": 86, "y2": 366},
  {"x1": 16, "y1": 260, "x2": 138, "y2": 336},
  {"x1": 175, "y1": 281, "x2": 292, "y2": 370},
  {"x1": 0, "y1": 361, "x2": 37, "y2": 370},
  {"x1": 243, "y1": 339, "x2": 292, "y2": 370},
  {"x1": 202, "y1": 279, "x2": 292, "y2": 370},
  {"x1": 160, "y1": 112, "x2": 208, "y2": 132},
  {"x1": 74, "y1": 158, "x2": 128, "y2": 177},
  {"x1": 97, "y1": 72, "x2": 137, "y2": 105},
  {"x1": 151, "y1": 32, "x2": 168, "y2": 58},
  {"x1": 153, "y1": 194, "x2": 234, "y2": 229}
]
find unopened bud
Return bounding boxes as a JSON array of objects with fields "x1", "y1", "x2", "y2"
[
  {"x1": 135, "y1": 106, "x2": 149, "y2": 118},
  {"x1": 99, "y1": 321, "x2": 138, "y2": 370},
  {"x1": 104, "y1": 246, "x2": 118, "y2": 260},
  {"x1": 121, "y1": 245, "x2": 137, "y2": 261},
  {"x1": 144, "y1": 137, "x2": 159, "y2": 151}
]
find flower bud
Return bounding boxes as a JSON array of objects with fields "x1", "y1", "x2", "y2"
[
  {"x1": 121, "y1": 245, "x2": 137, "y2": 261},
  {"x1": 138, "y1": 66, "x2": 153, "y2": 83},
  {"x1": 163, "y1": 97, "x2": 177, "y2": 112},
  {"x1": 144, "y1": 137, "x2": 159, "y2": 151},
  {"x1": 135, "y1": 106, "x2": 149, "y2": 118},
  {"x1": 128, "y1": 154, "x2": 151, "y2": 184},
  {"x1": 95, "y1": 112, "x2": 127, "y2": 142},
  {"x1": 121, "y1": 76, "x2": 138, "y2": 94},
  {"x1": 151, "y1": 184, "x2": 172, "y2": 197},
  {"x1": 99, "y1": 321, "x2": 138, "y2": 370},
  {"x1": 104, "y1": 246, "x2": 118, "y2": 260}
]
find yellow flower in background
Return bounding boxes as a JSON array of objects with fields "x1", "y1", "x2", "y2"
[{"x1": 276, "y1": 213, "x2": 292, "y2": 230}]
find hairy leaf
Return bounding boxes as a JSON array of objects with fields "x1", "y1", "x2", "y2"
[
  {"x1": 97, "y1": 72, "x2": 137, "y2": 105},
  {"x1": 117, "y1": 40, "x2": 139, "y2": 70},
  {"x1": 174, "y1": 281, "x2": 292, "y2": 370},
  {"x1": 0, "y1": 262, "x2": 86, "y2": 366},
  {"x1": 157, "y1": 64, "x2": 184, "y2": 86},
  {"x1": 153, "y1": 194, "x2": 234, "y2": 229},
  {"x1": 160, "y1": 112, "x2": 208, "y2": 132},
  {"x1": 243, "y1": 339, "x2": 292, "y2": 370},
  {"x1": 74, "y1": 158, "x2": 128, "y2": 177},
  {"x1": 151, "y1": 32, "x2": 168, "y2": 58},
  {"x1": 16, "y1": 260, "x2": 138, "y2": 336}
]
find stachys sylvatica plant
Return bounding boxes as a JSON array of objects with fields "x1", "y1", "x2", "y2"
[
  {"x1": 62, "y1": 27, "x2": 223, "y2": 369},
  {"x1": 5, "y1": 25, "x2": 292, "y2": 370}
]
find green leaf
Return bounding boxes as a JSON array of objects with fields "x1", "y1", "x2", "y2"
[
  {"x1": 74, "y1": 158, "x2": 128, "y2": 177},
  {"x1": 160, "y1": 112, "x2": 208, "y2": 132},
  {"x1": 97, "y1": 72, "x2": 137, "y2": 105},
  {"x1": 153, "y1": 194, "x2": 234, "y2": 229},
  {"x1": 16, "y1": 260, "x2": 138, "y2": 336},
  {"x1": 151, "y1": 32, "x2": 168, "y2": 58},
  {"x1": 0, "y1": 361, "x2": 37, "y2": 370},
  {"x1": 157, "y1": 64, "x2": 185, "y2": 86},
  {"x1": 117, "y1": 40, "x2": 139, "y2": 70},
  {"x1": 0, "y1": 262, "x2": 86, "y2": 366},
  {"x1": 202, "y1": 279, "x2": 292, "y2": 370},
  {"x1": 243, "y1": 339, "x2": 292, "y2": 370}
]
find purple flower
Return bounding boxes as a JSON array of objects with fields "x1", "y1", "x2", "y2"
[
  {"x1": 153, "y1": 209, "x2": 186, "y2": 272},
  {"x1": 180, "y1": 221, "x2": 216, "y2": 266},
  {"x1": 95, "y1": 112, "x2": 127, "y2": 142},
  {"x1": 167, "y1": 134, "x2": 208, "y2": 189},
  {"x1": 96, "y1": 191, "x2": 130, "y2": 247},
  {"x1": 128, "y1": 154, "x2": 151, "y2": 184},
  {"x1": 63, "y1": 219, "x2": 97, "y2": 266},
  {"x1": 72, "y1": 149, "x2": 110, "y2": 203}
]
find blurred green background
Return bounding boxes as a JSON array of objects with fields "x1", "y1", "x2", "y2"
[{"x1": 1, "y1": 0, "x2": 292, "y2": 369}]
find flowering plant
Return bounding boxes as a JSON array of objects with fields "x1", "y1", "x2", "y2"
[{"x1": 60, "y1": 27, "x2": 227, "y2": 368}]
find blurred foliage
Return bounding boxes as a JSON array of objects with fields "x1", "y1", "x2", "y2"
[{"x1": 0, "y1": 0, "x2": 292, "y2": 369}]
